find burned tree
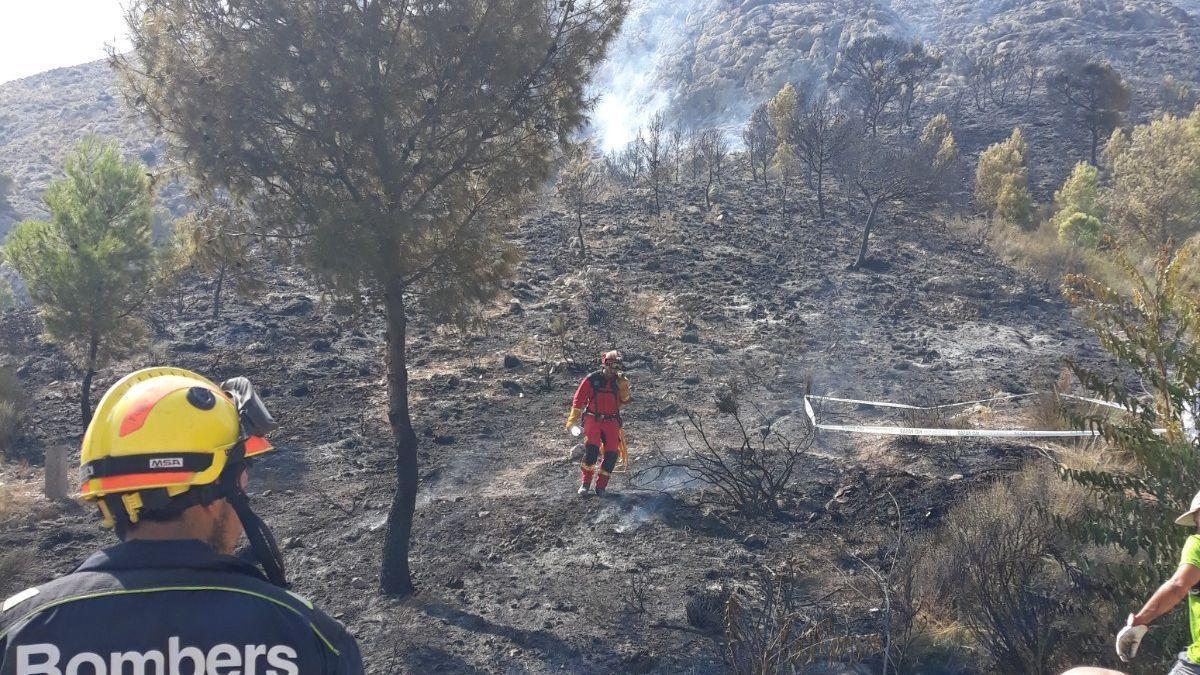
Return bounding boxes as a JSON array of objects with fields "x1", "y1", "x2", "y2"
[
  {"x1": 839, "y1": 117, "x2": 960, "y2": 269},
  {"x1": 668, "y1": 125, "x2": 685, "y2": 183},
  {"x1": 117, "y1": 0, "x2": 626, "y2": 597},
  {"x1": 699, "y1": 128, "x2": 729, "y2": 209},
  {"x1": 742, "y1": 102, "x2": 775, "y2": 187},
  {"x1": 897, "y1": 42, "x2": 942, "y2": 127},
  {"x1": 1046, "y1": 54, "x2": 1131, "y2": 165},
  {"x1": 833, "y1": 36, "x2": 939, "y2": 136},
  {"x1": 639, "y1": 112, "x2": 668, "y2": 216},
  {"x1": 795, "y1": 94, "x2": 857, "y2": 222},
  {"x1": 556, "y1": 143, "x2": 606, "y2": 258},
  {"x1": 957, "y1": 49, "x2": 1033, "y2": 111}
]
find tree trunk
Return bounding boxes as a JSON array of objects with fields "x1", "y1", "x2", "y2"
[
  {"x1": 779, "y1": 172, "x2": 788, "y2": 223},
  {"x1": 815, "y1": 167, "x2": 825, "y2": 222},
  {"x1": 212, "y1": 262, "x2": 227, "y2": 320},
  {"x1": 1089, "y1": 125, "x2": 1099, "y2": 166},
  {"x1": 380, "y1": 278, "x2": 420, "y2": 597},
  {"x1": 576, "y1": 210, "x2": 586, "y2": 258},
  {"x1": 81, "y1": 336, "x2": 99, "y2": 426},
  {"x1": 852, "y1": 198, "x2": 882, "y2": 269}
]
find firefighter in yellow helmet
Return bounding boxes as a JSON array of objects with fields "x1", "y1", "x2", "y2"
[{"x1": 0, "y1": 367, "x2": 362, "y2": 674}]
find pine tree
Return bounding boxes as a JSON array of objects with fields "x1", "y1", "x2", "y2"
[
  {"x1": 1, "y1": 138, "x2": 156, "y2": 425},
  {"x1": 1103, "y1": 109, "x2": 1200, "y2": 247},
  {"x1": 975, "y1": 128, "x2": 1033, "y2": 227},
  {"x1": 1047, "y1": 55, "x2": 1131, "y2": 165},
  {"x1": 767, "y1": 84, "x2": 803, "y2": 222},
  {"x1": 116, "y1": 0, "x2": 626, "y2": 597},
  {"x1": 1052, "y1": 162, "x2": 1106, "y2": 247}
]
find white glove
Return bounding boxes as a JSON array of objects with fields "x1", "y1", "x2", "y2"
[{"x1": 1116, "y1": 613, "x2": 1148, "y2": 663}]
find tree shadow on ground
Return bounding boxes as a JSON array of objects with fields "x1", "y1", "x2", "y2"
[
  {"x1": 418, "y1": 599, "x2": 597, "y2": 667},
  {"x1": 396, "y1": 645, "x2": 490, "y2": 674}
]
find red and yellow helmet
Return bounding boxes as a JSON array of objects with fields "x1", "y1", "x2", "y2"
[{"x1": 80, "y1": 367, "x2": 272, "y2": 525}]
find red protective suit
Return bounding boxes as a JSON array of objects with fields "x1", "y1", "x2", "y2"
[{"x1": 570, "y1": 369, "x2": 631, "y2": 492}]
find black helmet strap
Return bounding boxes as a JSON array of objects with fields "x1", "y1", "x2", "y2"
[{"x1": 221, "y1": 439, "x2": 288, "y2": 588}]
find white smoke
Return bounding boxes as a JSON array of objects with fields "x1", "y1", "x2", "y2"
[{"x1": 587, "y1": 0, "x2": 706, "y2": 152}]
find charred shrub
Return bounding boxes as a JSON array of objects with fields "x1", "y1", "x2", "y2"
[
  {"x1": 645, "y1": 380, "x2": 812, "y2": 517},
  {"x1": 916, "y1": 464, "x2": 1098, "y2": 674},
  {"x1": 687, "y1": 583, "x2": 732, "y2": 632},
  {"x1": 723, "y1": 562, "x2": 874, "y2": 674}
]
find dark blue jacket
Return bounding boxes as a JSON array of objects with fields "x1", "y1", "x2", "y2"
[{"x1": 0, "y1": 540, "x2": 362, "y2": 674}]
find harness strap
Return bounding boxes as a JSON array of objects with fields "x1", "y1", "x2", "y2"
[{"x1": 584, "y1": 371, "x2": 623, "y2": 420}]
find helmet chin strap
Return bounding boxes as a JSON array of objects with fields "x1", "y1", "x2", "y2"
[
  {"x1": 219, "y1": 442, "x2": 286, "y2": 588},
  {"x1": 225, "y1": 478, "x2": 288, "y2": 588},
  {"x1": 218, "y1": 378, "x2": 286, "y2": 587}
]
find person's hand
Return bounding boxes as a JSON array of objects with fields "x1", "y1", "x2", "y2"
[
  {"x1": 564, "y1": 408, "x2": 582, "y2": 432},
  {"x1": 1116, "y1": 613, "x2": 1148, "y2": 662}
]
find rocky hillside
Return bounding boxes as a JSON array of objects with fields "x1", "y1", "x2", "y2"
[
  {"x1": 0, "y1": 2, "x2": 1189, "y2": 672},
  {"x1": 597, "y1": 0, "x2": 1199, "y2": 135},
  {"x1": 0, "y1": 146, "x2": 1110, "y2": 672},
  {"x1": 0, "y1": 60, "x2": 188, "y2": 239},
  {"x1": 6, "y1": 1, "x2": 1197, "y2": 229}
]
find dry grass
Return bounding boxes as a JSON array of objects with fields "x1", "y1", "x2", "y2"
[
  {"x1": 1026, "y1": 368, "x2": 1084, "y2": 432},
  {"x1": 0, "y1": 463, "x2": 68, "y2": 526},
  {"x1": 915, "y1": 462, "x2": 1101, "y2": 674},
  {"x1": 953, "y1": 215, "x2": 1127, "y2": 291},
  {"x1": 902, "y1": 405, "x2": 973, "y2": 430},
  {"x1": 0, "y1": 366, "x2": 22, "y2": 453},
  {"x1": 628, "y1": 290, "x2": 671, "y2": 334}
]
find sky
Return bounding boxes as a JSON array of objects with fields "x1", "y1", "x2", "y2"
[{"x1": 0, "y1": 1, "x2": 130, "y2": 85}]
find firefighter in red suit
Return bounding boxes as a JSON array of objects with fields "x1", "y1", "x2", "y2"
[{"x1": 564, "y1": 350, "x2": 632, "y2": 496}]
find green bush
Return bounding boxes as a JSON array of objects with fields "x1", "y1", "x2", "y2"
[
  {"x1": 1058, "y1": 212, "x2": 1104, "y2": 248},
  {"x1": 1051, "y1": 162, "x2": 1106, "y2": 242},
  {"x1": 1059, "y1": 245, "x2": 1200, "y2": 670},
  {"x1": 975, "y1": 128, "x2": 1033, "y2": 227}
]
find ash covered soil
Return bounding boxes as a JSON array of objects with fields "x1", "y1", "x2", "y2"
[{"x1": 0, "y1": 172, "x2": 1106, "y2": 673}]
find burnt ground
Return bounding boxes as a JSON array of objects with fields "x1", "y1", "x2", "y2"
[{"x1": 0, "y1": 168, "x2": 1108, "y2": 673}]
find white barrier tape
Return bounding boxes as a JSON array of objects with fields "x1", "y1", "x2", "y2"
[
  {"x1": 806, "y1": 393, "x2": 1034, "y2": 411},
  {"x1": 803, "y1": 393, "x2": 1155, "y2": 439},
  {"x1": 806, "y1": 393, "x2": 1126, "y2": 412},
  {"x1": 810, "y1": 422, "x2": 1101, "y2": 438}
]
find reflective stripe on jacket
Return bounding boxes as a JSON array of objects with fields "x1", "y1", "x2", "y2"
[{"x1": 0, "y1": 540, "x2": 363, "y2": 675}]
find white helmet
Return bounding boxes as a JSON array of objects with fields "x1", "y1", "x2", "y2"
[{"x1": 1174, "y1": 489, "x2": 1200, "y2": 526}]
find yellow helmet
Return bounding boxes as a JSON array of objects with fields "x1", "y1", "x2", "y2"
[{"x1": 80, "y1": 366, "x2": 273, "y2": 526}]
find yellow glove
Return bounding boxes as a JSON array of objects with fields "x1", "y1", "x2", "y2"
[{"x1": 564, "y1": 407, "x2": 582, "y2": 431}]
